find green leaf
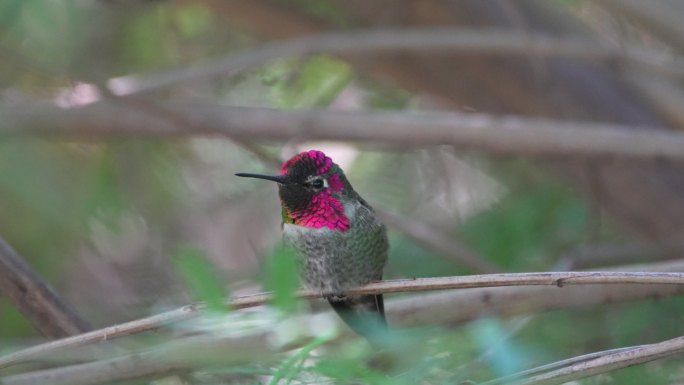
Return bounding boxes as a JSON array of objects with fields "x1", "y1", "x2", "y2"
[
  {"x1": 264, "y1": 245, "x2": 299, "y2": 313},
  {"x1": 173, "y1": 246, "x2": 229, "y2": 312}
]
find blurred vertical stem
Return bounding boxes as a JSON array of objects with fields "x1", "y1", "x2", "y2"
[
  {"x1": 173, "y1": 246, "x2": 230, "y2": 312},
  {"x1": 269, "y1": 334, "x2": 333, "y2": 385},
  {"x1": 264, "y1": 246, "x2": 299, "y2": 313}
]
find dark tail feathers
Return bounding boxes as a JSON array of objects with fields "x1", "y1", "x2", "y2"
[{"x1": 327, "y1": 294, "x2": 387, "y2": 343}]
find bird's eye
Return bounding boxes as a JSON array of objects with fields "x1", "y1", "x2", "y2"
[{"x1": 311, "y1": 179, "x2": 325, "y2": 189}]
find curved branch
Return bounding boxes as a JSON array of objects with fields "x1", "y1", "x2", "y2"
[
  {"x1": 481, "y1": 346, "x2": 645, "y2": 385},
  {"x1": 106, "y1": 28, "x2": 682, "y2": 95},
  {"x1": 509, "y1": 336, "x2": 684, "y2": 385},
  {"x1": 5, "y1": 103, "x2": 684, "y2": 161}
]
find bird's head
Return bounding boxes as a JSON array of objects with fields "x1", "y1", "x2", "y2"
[{"x1": 236, "y1": 150, "x2": 351, "y2": 231}]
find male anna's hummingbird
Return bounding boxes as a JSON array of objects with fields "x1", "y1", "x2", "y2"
[{"x1": 237, "y1": 150, "x2": 389, "y2": 340}]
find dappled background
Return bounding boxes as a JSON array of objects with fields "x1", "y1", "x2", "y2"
[{"x1": 2, "y1": 1, "x2": 684, "y2": 384}]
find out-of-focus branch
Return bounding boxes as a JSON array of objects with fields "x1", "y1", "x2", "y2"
[
  {"x1": 377, "y1": 209, "x2": 501, "y2": 273},
  {"x1": 558, "y1": 239, "x2": 684, "y2": 269},
  {"x1": 1, "y1": 329, "x2": 275, "y2": 385},
  {"x1": 0, "y1": 237, "x2": 91, "y2": 338},
  {"x1": 5, "y1": 326, "x2": 684, "y2": 385},
  {"x1": 5, "y1": 103, "x2": 684, "y2": 161},
  {"x1": 3, "y1": 270, "x2": 684, "y2": 369},
  {"x1": 0, "y1": 304, "x2": 206, "y2": 370},
  {"x1": 626, "y1": 72, "x2": 684, "y2": 128},
  {"x1": 106, "y1": 28, "x2": 682, "y2": 96},
  {"x1": 596, "y1": 0, "x2": 684, "y2": 52}
]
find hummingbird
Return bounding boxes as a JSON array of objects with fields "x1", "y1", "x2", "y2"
[{"x1": 236, "y1": 150, "x2": 389, "y2": 340}]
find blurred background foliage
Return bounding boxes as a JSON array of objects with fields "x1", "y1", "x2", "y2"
[{"x1": 2, "y1": 0, "x2": 684, "y2": 384}]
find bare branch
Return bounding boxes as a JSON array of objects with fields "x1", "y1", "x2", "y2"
[
  {"x1": 481, "y1": 346, "x2": 645, "y2": 385},
  {"x1": 387, "y1": 260, "x2": 684, "y2": 326},
  {"x1": 2, "y1": 270, "x2": 684, "y2": 369},
  {"x1": 5, "y1": 103, "x2": 684, "y2": 161},
  {"x1": 319, "y1": 272, "x2": 684, "y2": 295},
  {"x1": 390, "y1": 269, "x2": 684, "y2": 327},
  {"x1": 106, "y1": 28, "x2": 683, "y2": 95},
  {"x1": 596, "y1": 0, "x2": 684, "y2": 52},
  {"x1": 0, "y1": 237, "x2": 91, "y2": 338},
  {"x1": 508, "y1": 335, "x2": 684, "y2": 385}
]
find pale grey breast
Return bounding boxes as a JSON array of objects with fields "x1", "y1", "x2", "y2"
[{"x1": 282, "y1": 200, "x2": 388, "y2": 294}]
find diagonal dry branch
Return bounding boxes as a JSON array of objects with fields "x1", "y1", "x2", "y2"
[
  {"x1": 508, "y1": 336, "x2": 684, "y2": 385},
  {"x1": 2, "y1": 271, "x2": 684, "y2": 369},
  {"x1": 1, "y1": 329, "x2": 275, "y2": 385},
  {"x1": 106, "y1": 27, "x2": 683, "y2": 96},
  {"x1": 480, "y1": 346, "x2": 645, "y2": 385},
  {"x1": 5, "y1": 102, "x2": 684, "y2": 161},
  {"x1": 0, "y1": 237, "x2": 91, "y2": 338}
]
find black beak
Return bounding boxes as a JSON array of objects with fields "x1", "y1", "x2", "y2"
[{"x1": 235, "y1": 173, "x2": 287, "y2": 184}]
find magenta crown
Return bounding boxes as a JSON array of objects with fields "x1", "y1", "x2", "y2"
[{"x1": 280, "y1": 150, "x2": 333, "y2": 175}]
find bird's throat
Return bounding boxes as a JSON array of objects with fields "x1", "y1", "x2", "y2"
[{"x1": 281, "y1": 192, "x2": 350, "y2": 231}]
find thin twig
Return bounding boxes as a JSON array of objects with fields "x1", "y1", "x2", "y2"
[
  {"x1": 480, "y1": 345, "x2": 645, "y2": 385},
  {"x1": 5, "y1": 103, "x2": 684, "y2": 161},
  {"x1": 105, "y1": 28, "x2": 683, "y2": 96},
  {"x1": 0, "y1": 237, "x2": 91, "y2": 338},
  {"x1": 390, "y1": 259, "x2": 684, "y2": 327},
  {"x1": 508, "y1": 336, "x2": 684, "y2": 385},
  {"x1": 2, "y1": 271, "x2": 684, "y2": 369}
]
